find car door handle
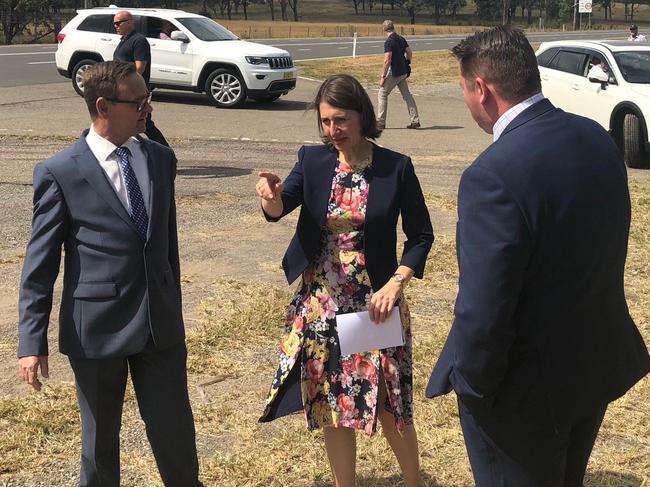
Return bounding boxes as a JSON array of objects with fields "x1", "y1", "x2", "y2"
[
  {"x1": 100, "y1": 37, "x2": 112, "y2": 42},
  {"x1": 541, "y1": 74, "x2": 549, "y2": 80},
  {"x1": 571, "y1": 83, "x2": 580, "y2": 90},
  {"x1": 150, "y1": 43, "x2": 156, "y2": 47}
]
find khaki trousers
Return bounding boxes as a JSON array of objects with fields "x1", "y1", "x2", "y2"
[{"x1": 377, "y1": 73, "x2": 420, "y2": 125}]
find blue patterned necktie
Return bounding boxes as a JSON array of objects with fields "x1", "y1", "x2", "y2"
[{"x1": 115, "y1": 146, "x2": 149, "y2": 239}]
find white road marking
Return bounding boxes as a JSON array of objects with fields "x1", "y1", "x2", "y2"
[
  {"x1": 0, "y1": 52, "x2": 55, "y2": 56},
  {"x1": 299, "y1": 48, "x2": 311, "y2": 51}
]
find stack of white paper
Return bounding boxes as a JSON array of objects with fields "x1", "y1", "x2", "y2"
[{"x1": 336, "y1": 307, "x2": 404, "y2": 355}]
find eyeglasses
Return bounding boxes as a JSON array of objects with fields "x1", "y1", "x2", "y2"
[
  {"x1": 106, "y1": 92, "x2": 153, "y2": 112},
  {"x1": 113, "y1": 19, "x2": 130, "y2": 26}
]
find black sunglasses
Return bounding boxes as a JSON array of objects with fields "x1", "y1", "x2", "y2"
[
  {"x1": 106, "y1": 92, "x2": 153, "y2": 112},
  {"x1": 113, "y1": 19, "x2": 130, "y2": 26}
]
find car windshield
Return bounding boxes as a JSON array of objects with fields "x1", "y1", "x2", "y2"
[
  {"x1": 176, "y1": 17, "x2": 238, "y2": 41},
  {"x1": 613, "y1": 51, "x2": 650, "y2": 83}
]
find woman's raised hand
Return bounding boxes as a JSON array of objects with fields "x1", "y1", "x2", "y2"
[{"x1": 256, "y1": 171, "x2": 284, "y2": 201}]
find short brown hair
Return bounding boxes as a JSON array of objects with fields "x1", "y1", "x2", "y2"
[
  {"x1": 452, "y1": 26, "x2": 541, "y2": 104},
  {"x1": 312, "y1": 74, "x2": 381, "y2": 143},
  {"x1": 83, "y1": 61, "x2": 137, "y2": 119}
]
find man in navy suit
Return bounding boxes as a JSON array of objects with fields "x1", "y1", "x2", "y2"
[
  {"x1": 17, "y1": 61, "x2": 201, "y2": 486},
  {"x1": 427, "y1": 26, "x2": 649, "y2": 486}
]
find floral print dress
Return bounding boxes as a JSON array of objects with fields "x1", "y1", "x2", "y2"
[{"x1": 260, "y1": 156, "x2": 414, "y2": 435}]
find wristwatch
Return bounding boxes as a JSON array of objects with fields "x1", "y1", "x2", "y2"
[{"x1": 392, "y1": 273, "x2": 405, "y2": 285}]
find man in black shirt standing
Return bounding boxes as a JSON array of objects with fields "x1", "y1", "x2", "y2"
[
  {"x1": 113, "y1": 10, "x2": 169, "y2": 147},
  {"x1": 377, "y1": 20, "x2": 420, "y2": 130}
]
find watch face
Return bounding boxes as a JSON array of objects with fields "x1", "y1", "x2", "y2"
[{"x1": 393, "y1": 273, "x2": 404, "y2": 283}]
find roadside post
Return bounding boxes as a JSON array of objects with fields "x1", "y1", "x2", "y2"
[{"x1": 353, "y1": 32, "x2": 357, "y2": 59}]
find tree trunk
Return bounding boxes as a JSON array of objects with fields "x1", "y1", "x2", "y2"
[
  {"x1": 280, "y1": 0, "x2": 288, "y2": 20},
  {"x1": 408, "y1": 6, "x2": 415, "y2": 24},
  {"x1": 288, "y1": 0, "x2": 299, "y2": 21},
  {"x1": 269, "y1": 0, "x2": 275, "y2": 21},
  {"x1": 243, "y1": 0, "x2": 248, "y2": 20}
]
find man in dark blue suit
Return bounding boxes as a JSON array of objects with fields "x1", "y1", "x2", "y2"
[
  {"x1": 427, "y1": 26, "x2": 650, "y2": 486},
  {"x1": 17, "y1": 61, "x2": 201, "y2": 486}
]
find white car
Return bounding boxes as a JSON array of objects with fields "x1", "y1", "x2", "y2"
[
  {"x1": 536, "y1": 40, "x2": 650, "y2": 168},
  {"x1": 55, "y1": 7, "x2": 297, "y2": 108}
]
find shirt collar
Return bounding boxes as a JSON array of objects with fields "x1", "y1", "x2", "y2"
[
  {"x1": 492, "y1": 92, "x2": 545, "y2": 142},
  {"x1": 87, "y1": 124, "x2": 140, "y2": 160}
]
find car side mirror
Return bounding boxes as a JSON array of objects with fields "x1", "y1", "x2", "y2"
[
  {"x1": 171, "y1": 30, "x2": 189, "y2": 43},
  {"x1": 588, "y1": 65, "x2": 609, "y2": 84}
]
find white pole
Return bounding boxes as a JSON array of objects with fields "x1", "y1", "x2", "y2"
[{"x1": 352, "y1": 32, "x2": 357, "y2": 59}]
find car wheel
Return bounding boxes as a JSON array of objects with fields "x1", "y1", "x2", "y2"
[
  {"x1": 205, "y1": 68, "x2": 246, "y2": 108},
  {"x1": 71, "y1": 59, "x2": 97, "y2": 97},
  {"x1": 622, "y1": 113, "x2": 648, "y2": 168},
  {"x1": 251, "y1": 93, "x2": 282, "y2": 103}
]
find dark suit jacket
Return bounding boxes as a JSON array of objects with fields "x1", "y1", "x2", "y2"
[
  {"x1": 268, "y1": 143, "x2": 433, "y2": 290},
  {"x1": 18, "y1": 131, "x2": 184, "y2": 359},
  {"x1": 427, "y1": 99, "x2": 650, "y2": 428}
]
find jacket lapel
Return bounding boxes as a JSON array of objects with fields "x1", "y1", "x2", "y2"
[
  {"x1": 314, "y1": 147, "x2": 338, "y2": 227},
  {"x1": 138, "y1": 137, "x2": 157, "y2": 241},
  {"x1": 72, "y1": 132, "x2": 143, "y2": 237},
  {"x1": 72, "y1": 130, "x2": 143, "y2": 239},
  {"x1": 364, "y1": 143, "x2": 380, "y2": 228}
]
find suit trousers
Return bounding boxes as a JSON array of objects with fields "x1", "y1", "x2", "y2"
[
  {"x1": 458, "y1": 399, "x2": 607, "y2": 487},
  {"x1": 145, "y1": 113, "x2": 169, "y2": 147},
  {"x1": 377, "y1": 74, "x2": 420, "y2": 125},
  {"x1": 69, "y1": 340, "x2": 201, "y2": 487}
]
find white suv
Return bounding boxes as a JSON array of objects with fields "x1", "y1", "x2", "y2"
[
  {"x1": 55, "y1": 7, "x2": 297, "y2": 108},
  {"x1": 536, "y1": 40, "x2": 650, "y2": 168}
]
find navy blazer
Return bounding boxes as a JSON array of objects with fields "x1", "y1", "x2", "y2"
[
  {"x1": 18, "y1": 131, "x2": 184, "y2": 359},
  {"x1": 268, "y1": 143, "x2": 434, "y2": 290},
  {"x1": 427, "y1": 99, "x2": 650, "y2": 428}
]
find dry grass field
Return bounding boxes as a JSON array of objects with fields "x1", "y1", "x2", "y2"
[
  {"x1": 1, "y1": 176, "x2": 648, "y2": 485},
  {"x1": 298, "y1": 51, "x2": 460, "y2": 87}
]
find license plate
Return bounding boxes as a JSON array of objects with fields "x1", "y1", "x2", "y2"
[{"x1": 283, "y1": 72, "x2": 294, "y2": 80}]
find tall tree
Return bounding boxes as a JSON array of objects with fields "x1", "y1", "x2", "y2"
[
  {"x1": 287, "y1": 0, "x2": 298, "y2": 20},
  {"x1": 1, "y1": 0, "x2": 46, "y2": 44}
]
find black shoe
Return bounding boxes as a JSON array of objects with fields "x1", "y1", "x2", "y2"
[{"x1": 406, "y1": 122, "x2": 421, "y2": 129}]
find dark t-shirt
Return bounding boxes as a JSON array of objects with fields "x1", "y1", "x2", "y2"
[
  {"x1": 114, "y1": 31, "x2": 151, "y2": 84},
  {"x1": 384, "y1": 33, "x2": 409, "y2": 77}
]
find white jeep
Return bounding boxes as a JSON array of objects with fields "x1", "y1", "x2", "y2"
[
  {"x1": 537, "y1": 40, "x2": 650, "y2": 168},
  {"x1": 55, "y1": 7, "x2": 297, "y2": 108}
]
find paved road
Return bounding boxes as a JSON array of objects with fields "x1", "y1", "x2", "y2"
[{"x1": 0, "y1": 29, "x2": 631, "y2": 88}]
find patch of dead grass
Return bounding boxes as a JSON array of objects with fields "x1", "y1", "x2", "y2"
[
  {"x1": 0, "y1": 383, "x2": 80, "y2": 476},
  {"x1": 298, "y1": 51, "x2": 458, "y2": 87}
]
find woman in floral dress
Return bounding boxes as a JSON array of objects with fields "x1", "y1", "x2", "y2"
[{"x1": 256, "y1": 74, "x2": 433, "y2": 487}]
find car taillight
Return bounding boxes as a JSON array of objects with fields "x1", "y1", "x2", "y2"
[{"x1": 57, "y1": 33, "x2": 65, "y2": 43}]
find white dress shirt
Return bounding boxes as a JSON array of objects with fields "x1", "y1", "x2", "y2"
[
  {"x1": 85, "y1": 125, "x2": 151, "y2": 215},
  {"x1": 492, "y1": 92, "x2": 546, "y2": 142},
  {"x1": 628, "y1": 33, "x2": 647, "y2": 42}
]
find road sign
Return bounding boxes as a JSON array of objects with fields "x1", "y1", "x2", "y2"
[{"x1": 579, "y1": 0, "x2": 592, "y2": 13}]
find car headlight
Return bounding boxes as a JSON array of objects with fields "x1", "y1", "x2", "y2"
[{"x1": 246, "y1": 56, "x2": 269, "y2": 65}]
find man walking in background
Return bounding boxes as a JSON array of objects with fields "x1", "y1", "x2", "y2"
[
  {"x1": 17, "y1": 61, "x2": 201, "y2": 486},
  {"x1": 628, "y1": 24, "x2": 647, "y2": 42},
  {"x1": 427, "y1": 26, "x2": 650, "y2": 486},
  {"x1": 113, "y1": 10, "x2": 170, "y2": 147},
  {"x1": 376, "y1": 20, "x2": 420, "y2": 130}
]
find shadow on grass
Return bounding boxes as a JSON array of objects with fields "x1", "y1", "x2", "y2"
[
  {"x1": 152, "y1": 90, "x2": 309, "y2": 111},
  {"x1": 176, "y1": 165, "x2": 252, "y2": 179},
  {"x1": 584, "y1": 470, "x2": 644, "y2": 486},
  {"x1": 312, "y1": 471, "x2": 443, "y2": 486}
]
